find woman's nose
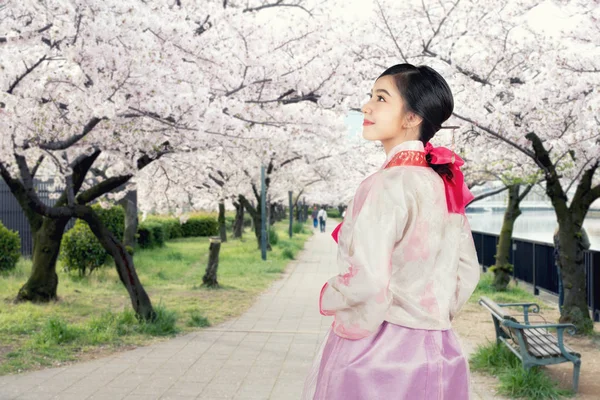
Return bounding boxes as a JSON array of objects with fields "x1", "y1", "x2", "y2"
[{"x1": 361, "y1": 102, "x2": 371, "y2": 114}]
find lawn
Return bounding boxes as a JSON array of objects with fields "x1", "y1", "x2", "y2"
[{"x1": 0, "y1": 221, "x2": 312, "y2": 375}]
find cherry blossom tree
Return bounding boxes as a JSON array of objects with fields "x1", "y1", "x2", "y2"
[{"x1": 0, "y1": 0, "x2": 355, "y2": 317}]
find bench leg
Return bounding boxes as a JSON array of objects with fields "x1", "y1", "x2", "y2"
[{"x1": 572, "y1": 360, "x2": 581, "y2": 393}]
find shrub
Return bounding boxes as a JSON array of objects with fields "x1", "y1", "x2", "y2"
[
  {"x1": 94, "y1": 204, "x2": 125, "y2": 242},
  {"x1": 0, "y1": 222, "x2": 20, "y2": 272},
  {"x1": 282, "y1": 247, "x2": 295, "y2": 260},
  {"x1": 269, "y1": 229, "x2": 279, "y2": 246},
  {"x1": 181, "y1": 216, "x2": 218, "y2": 237},
  {"x1": 292, "y1": 222, "x2": 305, "y2": 234},
  {"x1": 60, "y1": 204, "x2": 125, "y2": 275},
  {"x1": 326, "y1": 208, "x2": 340, "y2": 218},
  {"x1": 61, "y1": 223, "x2": 107, "y2": 275},
  {"x1": 137, "y1": 221, "x2": 166, "y2": 249},
  {"x1": 145, "y1": 217, "x2": 183, "y2": 240}
]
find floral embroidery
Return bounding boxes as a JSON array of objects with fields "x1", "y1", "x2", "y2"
[
  {"x1": 385, "y1": 151, "x2": 428, "y2": 168},
  {"x1": 337, "y1": 265, "x2": 358, "y2": 286}
]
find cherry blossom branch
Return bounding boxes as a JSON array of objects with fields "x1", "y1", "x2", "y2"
[
  {"x1": 376, "y1": 0, "x2": 408, "y2": 63},
  {"x1": 452, "y1": 112, "x2": 535, "y2": 158},
  {"x1": 22, "y1": 117, "x2": 103, "y2": 150},
  {"x1": 7, "y1": 55, "x2": 49, "y2": 94},
  {"x1": 0, "y1": 23, "x2": 53, "y2": 46},
  {"x1": 243, "y1": 1, "x2": 313, "y2": 17}
]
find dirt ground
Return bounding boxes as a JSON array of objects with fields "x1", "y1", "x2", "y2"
[{"x1": 454, "y1": 299, "x2": 600, "y2": 399}]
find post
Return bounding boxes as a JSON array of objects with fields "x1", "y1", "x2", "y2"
[
  {"x1": 289, "y1": 191, "x2": 293, "y2": 238},
  {"x1": 533, "y1": 243, "x2": 539, "y2": 296},
  {"x1": 202, "y1": 237, "x2": 221, "y2": 287},
  {"x1": 261, "y1": 165, "x2": 267, "y2": 261}
]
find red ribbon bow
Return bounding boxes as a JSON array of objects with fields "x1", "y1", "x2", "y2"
[{"x1": 424, "y1": 142, "x2": 474, "y2": 215}]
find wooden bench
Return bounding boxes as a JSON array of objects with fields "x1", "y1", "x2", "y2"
[{"x1": 479, "y1": 296, "x2": 581, "y2": 392}]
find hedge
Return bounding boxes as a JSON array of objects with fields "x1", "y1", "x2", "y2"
[{"x1": 0, "y1": 222, "x2": 20, "y2": 272}]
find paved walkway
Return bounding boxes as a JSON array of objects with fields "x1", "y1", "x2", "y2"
[{"x1": 0, "y1": 224, "x2": 492, "y2": 400}]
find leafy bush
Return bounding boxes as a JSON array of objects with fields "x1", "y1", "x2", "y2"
[
  {"x1": 137, "y1": 221, "x2": 166, "y2": 249},
  {"x1": 61, "y1": 223, "x2": 107, "y2": 275},
  {"x1": 0, "y1": 222, "x2": 20, "y2": 272},
  {"x1": 60, "y1": 204, "x2": 125, "y2": 275},
  {"x1": 181, "y1": 216, "x2": 218, "y2": 237}
]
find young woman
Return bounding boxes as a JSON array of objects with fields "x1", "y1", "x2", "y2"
[{"x1": 302, "y1": 64, "x2": 481, "y2": 399}]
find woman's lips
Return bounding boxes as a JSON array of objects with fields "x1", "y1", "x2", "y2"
[{"x1": 363, "y1": 120, "x2": 374, "y2": 126}]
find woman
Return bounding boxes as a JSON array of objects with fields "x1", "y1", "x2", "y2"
[{"x1": 303, "y1": 64, "x2": 481, "y2": 399}]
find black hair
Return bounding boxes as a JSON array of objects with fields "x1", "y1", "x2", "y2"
[{"x1": 378, "y1": 63, "x2": 454, "y2": 180}]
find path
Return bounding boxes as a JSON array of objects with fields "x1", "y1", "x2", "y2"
[{"x1": 0, "y1": 223, "x2": 495, "y2": 400}]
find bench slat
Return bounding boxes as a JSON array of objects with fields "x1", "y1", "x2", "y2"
[
  {"x1": 522, "y1": 328, "x2": 579, "y2": 358},
  {"x1": 522, "y1": 330, "x2": 554, "y2": 358}
]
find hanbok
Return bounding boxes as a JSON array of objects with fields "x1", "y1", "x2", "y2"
[{"x1": 302, "y1": 140, "x2": 480, "y2": 400}]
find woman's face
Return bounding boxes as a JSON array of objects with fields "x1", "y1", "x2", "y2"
[{"x1": 361, "y1": 75, "x2": 420, "y2": 146}]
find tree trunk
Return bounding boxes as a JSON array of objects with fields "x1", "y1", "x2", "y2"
[
  {"x1": 524, "y1": 133, "x2": 595, "y2": 333},
  {"x1": 118, "y1": 189, "x2": 138, "y2": 249},
  {"x1": 82, "y1": 208, "x2": 155, "y2": 321},
  {"x1": 15, "y1": 216, "x2": 70, "y2": 302},
  {"x1": 203, "y1": 237, "x2": 221, "y2": 288},
  {"x1": 232, "y1": 198, "x2": 244, "y2": 239},
  {"x1": 491, "y1": 185, "x2": 521, "y2": 291},
  {"x1": 218, "y1": 201, "x2": 227, "y2": 243},
  {"x1": 239, "y1": 194, "x2": 271, "y2": 251},
  {"x1": 557, "y1": 222, "x2": 592, "y2": 333}
]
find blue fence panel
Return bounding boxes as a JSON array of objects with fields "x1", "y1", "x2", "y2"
[{"x1": 472, "y1": 230, "x2": 599, "y2": 322}]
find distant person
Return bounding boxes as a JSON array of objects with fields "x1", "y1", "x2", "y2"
[
  {"x1": 553, "y1": 226, "x2": 590, "y2": 312},
  {"x1": 318, "y1": 207, "x2": 327, "y2": 233},
  {"x1": 311, "y1": 206, "x2": 318, "y2": 229}
]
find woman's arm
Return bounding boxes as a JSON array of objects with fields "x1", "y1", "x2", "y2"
[{"x1": 319, "y1": 172, "x2": 412, "y2": 339}]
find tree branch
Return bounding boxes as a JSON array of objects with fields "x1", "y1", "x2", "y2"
[{"x1": 466, "y1": 185, "x2": 509, "y2": 205}]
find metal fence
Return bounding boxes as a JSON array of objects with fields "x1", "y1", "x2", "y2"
[
  {"x1": 0, "y1": 178, "x2": 74, "y2": 257},
  {"x1": 472, "y1": 230, "x2": 600, "y2": 322}
]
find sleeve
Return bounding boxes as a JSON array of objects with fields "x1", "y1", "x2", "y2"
[
  {"x1": 319, "y1": 173, "x2": 411, "y2": 340},
  {"x1": 449, "y1": 216, "x2": 481, "y2": 321}
]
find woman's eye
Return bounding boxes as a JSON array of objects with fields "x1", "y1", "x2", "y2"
[{"x1": 377, "y1": 96, "x2": 385, "y2": 102}]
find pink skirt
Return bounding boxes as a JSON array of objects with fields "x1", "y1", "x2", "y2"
[{"x1": 303, "y1": 321, "x2": 471, "y2": 400}]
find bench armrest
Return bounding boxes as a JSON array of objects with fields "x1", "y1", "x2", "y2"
[{"x1": 496, "y1": 302, "x2": 540, "y2": 324}]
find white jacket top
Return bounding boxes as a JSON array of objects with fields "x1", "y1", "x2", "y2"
[
  {"x1": 319, "y1": 140, "x2": 481, "y2": 339},
  {"x1": 318, "y1": 209, "x2": 327, "y2": 221}
]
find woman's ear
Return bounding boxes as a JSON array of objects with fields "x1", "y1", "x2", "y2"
[{"x1": 403, "y1": 112, "x2": 423, "y2": 129}]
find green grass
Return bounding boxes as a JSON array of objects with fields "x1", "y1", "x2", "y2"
[
  {"x1": 470, "y1": 271, "x2": 545, "y2": 307},
  {"x1": 470, "y1": 341, "x2": 573, "y2": 399},
  {"x1": 0, "y1": 221, "x2": 312, "y2": 375}
]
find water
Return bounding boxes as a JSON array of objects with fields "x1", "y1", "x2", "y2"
[{"x1": 467, "y1": 211, "x2": 600, "y2": 251}]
